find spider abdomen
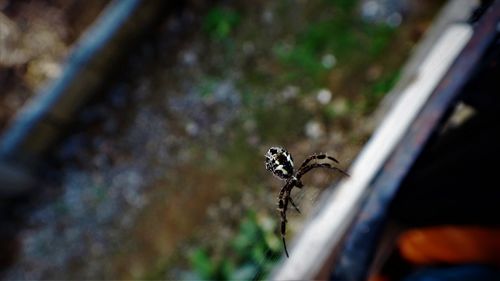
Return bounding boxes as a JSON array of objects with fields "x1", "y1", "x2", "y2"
[{"x1": 265, "y1": 147, "x2": 294, "y2": 180}]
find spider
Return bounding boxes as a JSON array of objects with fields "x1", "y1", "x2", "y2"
[{"x1": 265, "y1": 146, "x2": 349, "y2": 258}]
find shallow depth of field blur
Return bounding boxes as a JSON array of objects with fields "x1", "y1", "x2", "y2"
[{"x1": 0, "y1": 0, "x2": 443, "y2": 279}]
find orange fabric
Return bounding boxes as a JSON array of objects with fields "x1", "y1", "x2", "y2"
[{"x1": 398, "y1": 226, "x2": 500, "y2": 267}]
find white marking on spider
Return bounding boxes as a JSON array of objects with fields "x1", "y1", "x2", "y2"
[{"x1": 276, "y1": 165, "x2": 288, "y2": 175}]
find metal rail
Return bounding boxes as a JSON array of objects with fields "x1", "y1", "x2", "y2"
[{"x1": 0, "y1": 0, "x2": 170, "y2": 196}]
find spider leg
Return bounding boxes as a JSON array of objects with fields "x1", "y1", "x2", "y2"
[
  {"x1": 277, "y1": 181, "x2": 294, "y2": 258},
  {"x1": 297, "y1": 153, "x2": 340, "y2": 172},
  {"x1": 282, "y1": 237, "x2": 289, "y2": 258},
  {"x1": 289, "y1": 196, "x2": 301, "y2": 214},
  {"x1": 297, "y1": 162, "x2": 350, "y2": 180},
  {"x1": 279, "y1": 192, "x2": 290, "y2": 258}
]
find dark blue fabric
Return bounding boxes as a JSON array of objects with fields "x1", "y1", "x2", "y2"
[{"x1": 403, "y1": 265, "x2": 500, "y2": 281}]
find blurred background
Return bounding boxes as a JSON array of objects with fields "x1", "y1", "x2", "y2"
[{"x1": 0, "y1": 0, "x2": 450, "y2": 279}]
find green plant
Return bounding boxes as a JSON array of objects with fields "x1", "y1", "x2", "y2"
[
  {"x1": 189, "y1": 248, "x2": 233, "y2": 280},
  {"x1": 187, "y1": 211, "x2": 281, "y2": 280},
  {"x1": 273, "y1": 3, "x2": 396, "y2": 88},
  {"x1": 364, "y1": 69, "x2": 401, "y2": 112},
  {"x1": 197, "y1": 76, "x2": 218, "y2": 98},
  {"x1": 203, "y1": 7, "x2": 241, "y2": 41}
]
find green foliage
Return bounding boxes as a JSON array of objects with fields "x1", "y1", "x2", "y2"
[
  {"x1": 273, "y1": 6, "x2": 396, "y2": 87},
  {"x1": 197, "y1": 77, "x2": 218, "y2": 98},
  {"x1": 364, "y1": 24, "x2": 395, "y2": 57},
  {"x1": 273, "y1": 43, "x2": 323, "y2": 81},
  {"x1": 203, "y1": 7, "x2": 241, "y2": 41},
  {"x1": 273, "y1": 19, "x2": 350, "y2": 82},
  {"x1": 323, "y1": 104, "x2": 338, "y2": 121},
  {"x1": 364, "y1": 69, "x2": 401, "y2": 112},
  {"x1": 324, "y1": 0, "x2": 357, "y2": 12},
  {"x1": 371, "y1": 70, "x2": 400, "y2": 97},
  {"x1": 187, "y1": 211, "x2": 281, "y2": 280},
  {"x1": 190, "y1": 249, "x2": 214, "y2": 279},
  {"x1": 189, "y1": 249, "x2": 233, "y2": 280}
]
